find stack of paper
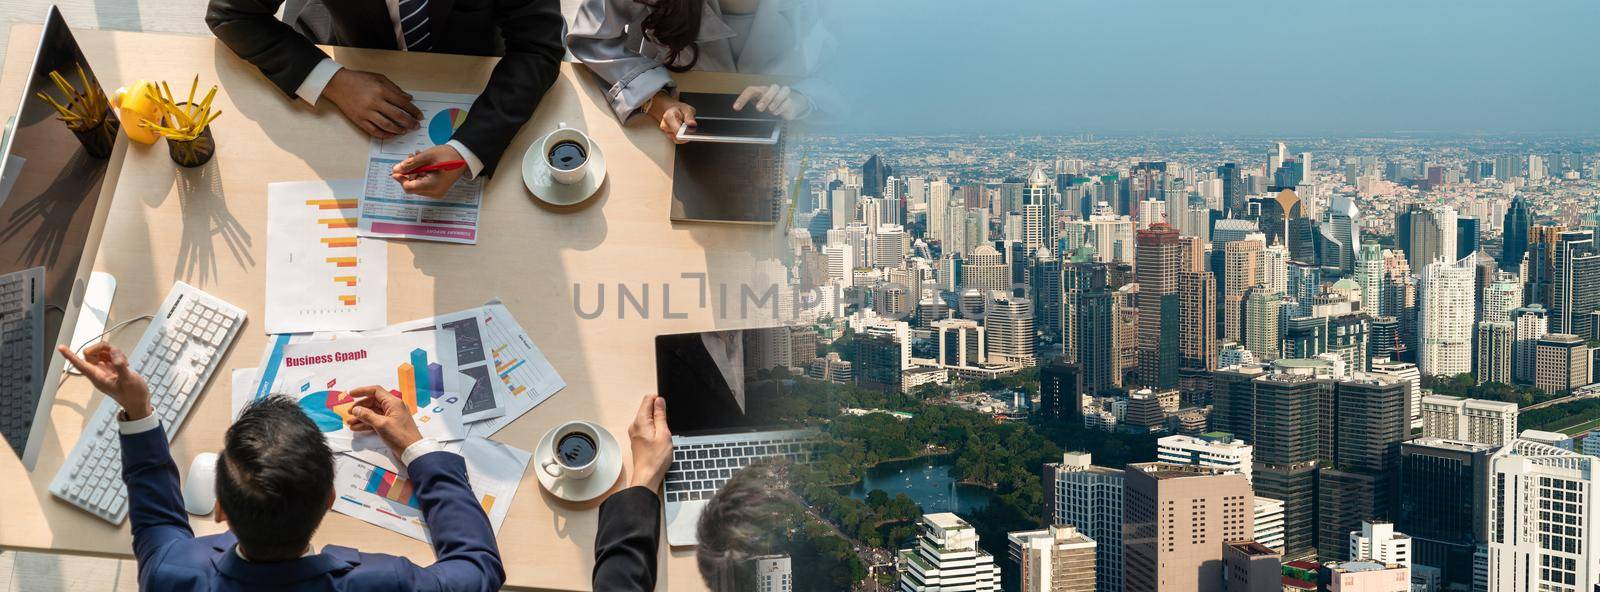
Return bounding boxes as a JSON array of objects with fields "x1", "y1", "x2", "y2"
[{"x1": 236, "y1": 300, "x2": 566, "y2": 538}]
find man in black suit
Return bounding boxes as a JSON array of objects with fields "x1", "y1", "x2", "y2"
[
  {"x1": 593, "y1": 394, "x2": 673, "y2": 590},
  {"x1": 205, "y1": 0, "x2": 564, "y2": 197}
]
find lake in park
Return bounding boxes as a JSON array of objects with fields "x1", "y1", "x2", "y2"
[{"x1": 843, "y1": 454, "x2": 997, "y2": 516}]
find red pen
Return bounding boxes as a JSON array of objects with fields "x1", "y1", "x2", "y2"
[{"x1": 401, "y1": 159, "x2": 467, "y2": 175}]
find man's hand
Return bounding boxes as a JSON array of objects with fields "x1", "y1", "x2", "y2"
[
  {"x1": 627, "y1": 394, "x2": 673, "y2": 492},
  {"x1": 345, "y1": 386, "x2": 424, "y2": 459},
  {"x1": 733, "y1": 84, "x2": 809, "y2": 120},
  {"x1": 58, "y1": 343, "x2": 152, "y2": 421},
  {"x1": 645, "y1": 93, "x2": 696, "y2": 145},
  {"x1": 322, "y1": 68, "x2": 422, "y2": 139},
  {"x1": 390, "y1": 144, "x2": 467, "y2": 198}
]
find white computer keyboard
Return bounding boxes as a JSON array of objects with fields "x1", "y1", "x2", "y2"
[
  {"x1": 0, "y1": 266, "x2": 45, "y2": 455},
  {"x1": 664, "y1": 429, "x2": 817, "y2": 504},
  {"x1": 49, "y1": 282, "x2": 244, "y2": 524}
]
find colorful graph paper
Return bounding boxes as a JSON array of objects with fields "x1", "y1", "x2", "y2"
[{"x1": 364, "y1": 466, "x2": 421, "y2": 509}]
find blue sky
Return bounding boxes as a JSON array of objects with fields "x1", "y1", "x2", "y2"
[{"x1": 820, "y1": 0, "x2": 1600, "y2": 134}]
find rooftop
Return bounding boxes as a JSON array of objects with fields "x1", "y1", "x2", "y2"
[{"x1": 1226, "y1": 541, "x2": 1282, "y2": 557}]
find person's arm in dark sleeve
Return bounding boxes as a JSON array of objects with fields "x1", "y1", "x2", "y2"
[
  {"x1": 592, "y1": 486, "x2": 662, "y2": 591},
  {"x1": 118, "y1": 418, "x2": 195, "y2": 573},
  {"x1": 401, "y1": 445, "x2": 505, "y2": 592},
  {"x1": 204, "y1": 0, "x2": 331, "y2": 99},
  {"x1": 450, "y1": 0, "x2": 566, "y2": 177}
]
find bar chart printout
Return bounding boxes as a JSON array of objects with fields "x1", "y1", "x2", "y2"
[
  {"x1": 265, "y1": 180, "x2": 388, "y2": 333},
  {"x1": 332, "y1": 437, "x2": 531, "y2": 541}
]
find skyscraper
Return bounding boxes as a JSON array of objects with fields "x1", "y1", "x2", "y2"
[
  {"x1": 1512, "y1": 304, "x2": 1550, "y2": 384},
  {"x1": 1534, "y1": 333, "x2": 1592, "y2": 394},
  {"x1": 1501, "y1": 196, "x2": 1531, "y2": 270},
  {"x1": 1039, "y1": 359, "x2": 1081, "y2": 424},
  {"x1": 1551, "y1": 230, "x2": 1600, "y2": 340},
  {"x1": 1475, "y1": 321, "x2": 1514, "y2": 385},
  {"x1": 898, "y1": 513, "x2": 1001, "y2": 591},
  {"x1": 1178, "y1": 270, "x2": 1218, "y2": 373},
  {"x1": 1064, "y1": 257, "x2": 1115, "y2": 395},
  {"x1": 1135, "y1": 223, "x2": 1181, "y2": 388},
  {"x1": 1213, "y1": 366, "x2": 1321, "y2": 558},
  {"x1": 1224, "y1": 237, "x2": 1266, "y2": 342},
  {"x1": 1487, "y1": 439, "x2": 1600, "y2": 592},
  {"x1": 986, "y1": 294, "x2": 1036, "y2": 367},
  {"x1": 1122, "y1": 463, "x2": 1254, "y2": 592},
  {"x1": 861, "y1": 154, "x2": 890, "y2": 198},
  {"x1": 1045, "y1": 453, "x2": 1125, "y2": 592},
  {"x1": 1008, "y1": 525, "x2": 1097, "y2": 592},
  {"x1": 1218, "y1": 163, "x2": 1246, "y2": 219},
  {"x1": 1406, "y1": 206, "x2": 1458, "y2": 270},
  {"x1": 1396, "y1": 438, "x2": 1494, "y2": 592},
  {"x1": 1242, "y1": 289, "x2": 1284, "y2": 361},
  {"x1": 1023, "y1": 167, "x2": 1056, "y2": 252},
  {"x1": 1317, "y1": 375, "x2": 1412, "y2": 561},
  {"x1": 1418, "y1": 255, "x2": 1476, "y2": 377}
]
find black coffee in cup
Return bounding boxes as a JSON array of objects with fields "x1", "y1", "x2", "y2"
[
  {"x1": 548, "y1": 140, "x2": 587, "y2": 171},
  {"x1": 556, "y1": 431, "x2": 598, "y2": 467}
]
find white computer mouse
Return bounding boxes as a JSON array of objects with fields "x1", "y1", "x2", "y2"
[{"x1": 183, "y1": 452, "x2": 219, "y2": 516}]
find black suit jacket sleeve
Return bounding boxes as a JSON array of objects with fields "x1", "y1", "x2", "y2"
[
  {"x1": 593, "y1": 486, "x2": 662, "y2": 591},
  {"x1": 452, "y1": 0, "x2": 564, "y2": 177},
  {"x1": 205, "y1": 0, "x2": 329, "y2": 99}
]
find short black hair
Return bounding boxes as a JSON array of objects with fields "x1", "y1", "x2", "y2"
[
  {"x1": 696, "y1": 460, "x2": 801, "y2": 591},
  {"x1": 216, "y1": 395, "x2": 334, "y2": 561}
]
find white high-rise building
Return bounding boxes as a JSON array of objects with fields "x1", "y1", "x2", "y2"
[
  {"x1": 1409, "y1": 206, "x2": 1458, "y2": 269},
  {"x1": 1487, "y1": 439, "x2": 1600, "y2": 592},
  {"x1": 1261, "y1": 243, "x2": 1290, "y2": 296},
  {"x1": 1513, "y1": 305, "x2": 1550, "y2": 385},
  {"x1": 985, "y1": 294, "x2": 1036, "y2": 367},
  {"x1": 1419, "y1": 255, "x2": 1477, "y2": 376},
  {"x1": 899, "y1": 513, "x2": 1001, "y2": 591},
  {"x1": 830, "y1": 186, "x2": 859, "y2": 229},
  {"x1": 1481, "y1": 278, "x2": 1523, "y2": 325},
  {"x1": 1254, "y1": 497, "x2": 1287, "y2": 552},
  {"x1": 928, "y1": 180, "x2": 951, "y2": 242},
  {"x1": 1007, "y1": 525, "x2": 1097, "y2": 592},
  {"x1": 1355, "y1": 243, "x2": 1386, "y2": 313},
  {"x1": 1350, "y1": 521, "x2": 1412, "y2": 567},
  {"x1": 873, "y1": 224, "x2": 908, "y2": 268},
  {"x1": 1155, "y1": 433, "x2": 1253, "y2": 482},
  {"x1": 753, "y1": 556, "x2": 792, "y2": 592},
  {"x1": 1419, "y1": 394, "x2": 1518, "y2": 447},
  {"x1": 1045, "y1": 453, "x2": 1124, "y2": 592},
  {"x1": 822, "y1": 244, "x2": 854, "y2": 288},
  {"x1": 1368, "y1": 359, "x2": 1423, "y2": 428}
]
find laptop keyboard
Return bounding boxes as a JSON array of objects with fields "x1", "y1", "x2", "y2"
[{"x1": 664, "y1": 431, "x2": 817, "y2": 504}]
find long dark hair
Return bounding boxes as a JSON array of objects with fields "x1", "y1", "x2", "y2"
[{"x1": 640, "y1": 0, "x2": 703, "y2": 72}]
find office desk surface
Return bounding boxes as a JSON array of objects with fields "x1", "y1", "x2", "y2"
[{"x1": 0, "y1": 24, "x2": 784, "y2": 591}]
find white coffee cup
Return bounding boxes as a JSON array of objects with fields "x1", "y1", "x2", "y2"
[
  {"x1": 541, "y1": 420, "x2": 601, "y2": 480},
  {"x1": 541, "y1": 122, "x2": 592, "y2": 185}
]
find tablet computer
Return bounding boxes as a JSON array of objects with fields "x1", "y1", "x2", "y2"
[{"x1": 676, "y1": 117, "x2": 781, "y2": 145}]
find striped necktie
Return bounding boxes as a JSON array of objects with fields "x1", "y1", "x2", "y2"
[{"x1": 398, "y1": 0, "x2": 433, "y2": 51}]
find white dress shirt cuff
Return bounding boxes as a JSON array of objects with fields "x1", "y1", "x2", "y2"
[
  {"x1": 295, "y1": 59, "x2": 344, "y2": 106},
  {"x1": 443, "y1": 140, "x2": 484, "y2": 179},
  {"x1": 117, "y1": 412, "x2": 161, "y2": 435},
  {"x1": 401, "y1": 438, "x2": 449, "y2": 467}
]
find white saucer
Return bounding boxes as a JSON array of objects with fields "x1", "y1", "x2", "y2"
[
  {"x1": 534, "y1": 422, "x2": 623, "y2": 503},
  {"x1": 522, "y1": 131, "x2": 607, "y2": 207}
]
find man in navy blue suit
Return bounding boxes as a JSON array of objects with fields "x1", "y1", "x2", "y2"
[{"x1": 59, "y1": 342, "x2": 504, "y2": 591}]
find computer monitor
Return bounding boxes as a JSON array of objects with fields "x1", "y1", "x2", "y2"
[{"x1": 0, "y1": 6, "x2": 119, "y2": 470}]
